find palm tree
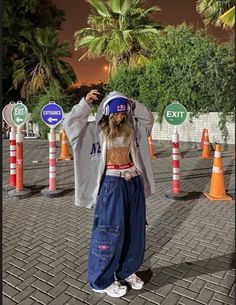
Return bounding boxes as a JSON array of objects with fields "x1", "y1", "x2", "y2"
[
  {"x1": 74, "y1": 0, "x2": 162, "y2": 75},
  {"x1": 12, "y1": 27, "x2": 76, "y2": 100},
  {"x1": 196, "y1": 0, "x2": 235, "y2": 29}
]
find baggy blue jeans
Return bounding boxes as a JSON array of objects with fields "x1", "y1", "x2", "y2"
[{"x1": 88, "y1": 174, "x2": 146, "y2": 290}]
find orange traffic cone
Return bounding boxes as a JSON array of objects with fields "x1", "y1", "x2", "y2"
[
  {"x1": 204, "y1": 144, "x2": 232, "y2": 201},
  {"x1": 57, "y1": 129, "x2": 73, "y2": 161},
  {"x1": 200, "y1": 128, "x2": 206, "y2": 150},
  {"x1": 148, "y1": 135, "x2": 156, "y2": 159},
  {"x1": 201, "y1": 129, "x2": 212, "y2": 159}
]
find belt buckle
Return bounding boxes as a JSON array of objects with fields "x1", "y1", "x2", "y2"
[{"x1": 123, "y1": 171, "x2": 133, "y2": 180}]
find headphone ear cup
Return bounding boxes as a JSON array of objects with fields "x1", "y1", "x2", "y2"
[{"x1": 105, "y1": 105, "x2": 109, "y2": 115}]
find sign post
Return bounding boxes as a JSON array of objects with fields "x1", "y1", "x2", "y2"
[
  {"x1": 2, "y1": 102, "x2": 17, "y2": 191},
  {"x1": 164, "y1": 101, "x2": 188, "y2": 200},
  {"x1": 40, "y1": 101, "x2": 64, "y2": 197},
  {"x1": 8, "y1": 101, "x2": 32, "y2": 199}
]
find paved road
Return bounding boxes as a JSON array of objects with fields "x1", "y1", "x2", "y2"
[{"x1": 2, "y1": 139, "x2": 235, "y2": 305}]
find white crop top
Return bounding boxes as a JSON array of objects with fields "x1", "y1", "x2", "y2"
[{"x1": 106, "y1": 136, "x2": 130, "y2": 149}]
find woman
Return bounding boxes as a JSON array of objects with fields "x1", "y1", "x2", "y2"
[{"x1": 64, "y1": 90, "x2": 156, "y2": 298}]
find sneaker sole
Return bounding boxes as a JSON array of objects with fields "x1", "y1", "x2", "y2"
[
  {"x1": 122, "y1": 281, "x2": 144, "y2": 290},
  {"x1": 92, "y1": 288, "x2": 127, "y2": 298},
  {"x1": 92, "y1": 289, "x2": 106, "y2": 293},
  {"x1": 127, "y1": 283, "x2": 143, "y2": 290}
]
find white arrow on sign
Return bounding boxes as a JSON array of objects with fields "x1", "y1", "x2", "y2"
[
  {"x1": 16, "y1": 117, "x2": 24, "y2": 123},
  {"x1": 48, "y1": 117, "x2": 58, "y2": 123}
]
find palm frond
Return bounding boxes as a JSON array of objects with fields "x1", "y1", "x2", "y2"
[
  {"x1": 122, "y1": 30, "x2": 132, "y2": 43},
  {"x1": 78, "y1": 50, "x2": 91, "y2": 61},
  {"x1": 219, "y1": 6, "x2": 235, "y2": 28},
  {"x1": 75, "y1": 27, "x2": 95, "y2": 36},
  {"x1": 88, "y1": 37, "x2": 107, "y2": 55},
  {"x1": 87, "y1": 0, "x2": 110, "y2": 17},
  {"x1": 13, "y1": 69, "x2": 26, "y2": 89},
  {"x1": 109, "y1": 0, "x2": 131, "y2": 15},
  {"x1": 107, "y1": 31, "x2": 127, "y2": 55},
  {"x1": 28, "y1": 73, "x2": 44, "y2": 94},
  {"x1": 196, "y1": 0, "x2": 235, "y2": 26},
  {"x1": 75, "y1": 35, "x2": 97, "y2": 48},
  {"x1": 20, "y1": 81, "x2": 28, "y2": 99},
  {"x1": 13, "y1": 59, "x2": 25, "y2": 71},
  {"x1": 136, "y1": 28, "x2": 159, "y2": 34}
]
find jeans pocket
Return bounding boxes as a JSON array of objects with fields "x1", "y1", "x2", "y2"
[
  {"x1": 103, "y1": 178, "x2": 119, "y2": 195},
  {"x1": 92, "y1": 226, "x2": 120, "y2": 258}
]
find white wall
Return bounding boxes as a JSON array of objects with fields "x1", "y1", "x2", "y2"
[
  {"x1": 152, "y1": 112, "x2": 235, "y2": 144},
  {"x1": 61, "y1": 112, "x2": 235, "y2": 145}
]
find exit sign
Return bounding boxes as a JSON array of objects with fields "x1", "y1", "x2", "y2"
[
  {"x1": 11, "y1": 101, "x2": 28, "y2": 127},
  {"x1": 164, "y1": 102, "x2": 187, "y2": 125}
]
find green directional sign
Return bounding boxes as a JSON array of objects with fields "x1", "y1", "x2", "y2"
[
  {"x1": 11, "y1": 102, "x2": 28, "y2": 127},
  {"x1": 164, "y1": 101, "x2": 187, "y2": 125}
]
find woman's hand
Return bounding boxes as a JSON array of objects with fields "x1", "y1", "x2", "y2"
[{"x1": 85, "y1": 90, "x2": 100, "y2": 105}]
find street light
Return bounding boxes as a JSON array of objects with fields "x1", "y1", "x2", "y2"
[{"x1": 104, "y1": 65, "x2": 108, "y2": 82}]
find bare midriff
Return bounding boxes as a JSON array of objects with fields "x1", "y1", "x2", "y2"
[{"x1": 106, "y1": 147, "x2": 131, "y2": 165}]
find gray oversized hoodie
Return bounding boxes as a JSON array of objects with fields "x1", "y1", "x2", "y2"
[{"x1": 63, "y1": 91, "x2": 156, "y2": 209}]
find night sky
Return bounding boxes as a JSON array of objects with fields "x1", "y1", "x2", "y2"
[{"x1": 53, "y1": 0, "x2": 231, "y2": 85}]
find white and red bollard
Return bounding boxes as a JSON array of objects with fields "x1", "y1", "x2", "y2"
[
  {"x1": 8, "y1": 127, "x2": 32, "y2": 198},
  {"x1": 41, "y1": 128, "x2": 63, "y2": 197},
  {"x1": 9, "y1": 128, "x2": 16, "y2": 188},
  {"x1": 3, "y1": 127, "x2": 16, "y2": 191},
  {"x1": 49, "y1": 130, "x2": 56, "y2": 191},
  {"x1": 165, "y1": 128, "x2": 188, "y2": 200}
]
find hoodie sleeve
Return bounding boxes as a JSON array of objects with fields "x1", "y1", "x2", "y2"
[
  {"x1": 131, "y1": 100, "x2": 154, "y2": 136},
  {"x1": 63, "y1": 98, "x2": 93, "y2": 146}
]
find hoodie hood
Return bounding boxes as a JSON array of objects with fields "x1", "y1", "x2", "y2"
[{"x1": 95, "y1": 91, "x2": 129, "y2": 125}]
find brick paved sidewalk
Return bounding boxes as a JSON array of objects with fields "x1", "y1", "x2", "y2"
[{"x1": 2, "y1": 140, "x2": 235, "y2": 305}]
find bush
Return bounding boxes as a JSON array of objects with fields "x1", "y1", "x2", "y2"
[
  {"x1": 108, "y1": 24, "x2": 235, "y2": 142},
  {"x1": 108, "y1": 65, "x2": 144, "y2": 101},
  {"x1": 140, "y1": 25, "x2": 234, "y2": 116}
]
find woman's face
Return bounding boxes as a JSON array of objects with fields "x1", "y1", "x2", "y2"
[{"x1": 112, "y1": 112, "x2": 126, "y2": 125}]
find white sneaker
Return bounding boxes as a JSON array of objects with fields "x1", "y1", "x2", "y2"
[
  {"x1": 92, "y1": 281, "x2": 127, "y2": 298},
  {"x1": 124, "y1": 273, "x2": 144, "y2": 290}
]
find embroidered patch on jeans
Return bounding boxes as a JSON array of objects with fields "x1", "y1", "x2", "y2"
[{"x1": 98, "y1": 244, "x2": 110, "y2": 251}]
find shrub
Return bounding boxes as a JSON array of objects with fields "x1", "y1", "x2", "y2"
[{"x1": 108, "y1": 24, "x2": 235, "y2": 142}]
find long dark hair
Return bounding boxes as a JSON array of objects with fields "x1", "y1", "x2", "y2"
[{"x1": 99, "y1": 113, "x2": 133, "y2": 140}]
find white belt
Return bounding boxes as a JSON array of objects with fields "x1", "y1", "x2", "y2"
[{"x1": 105, "y1": 168, "x2": 140, "y2": 180}]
